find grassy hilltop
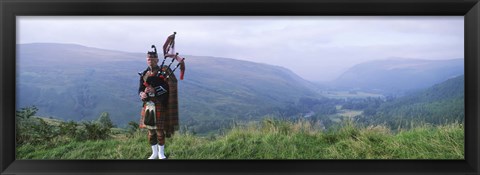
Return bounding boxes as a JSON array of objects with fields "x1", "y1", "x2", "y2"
[{"x1": 17, "y1": 115, "x2": 463, "y2": 160}]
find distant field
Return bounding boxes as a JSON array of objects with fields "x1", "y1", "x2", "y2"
[
  {"x1": 320, "y1": 90, "x2": 384, "y2": 99},
  {"x1": 324, "y1": 105, "x2": 363, "y2": 123}
]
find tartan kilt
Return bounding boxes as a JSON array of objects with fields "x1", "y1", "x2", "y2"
[{"x1": 139, "y1": 101, "x2": 166, "y2": 130}]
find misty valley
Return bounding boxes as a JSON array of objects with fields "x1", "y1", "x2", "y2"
[{"x1": 16, "y1": 43, "x2": 464, "y2": 135}]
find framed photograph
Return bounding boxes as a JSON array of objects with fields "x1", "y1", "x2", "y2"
[{"x1": 1, "y1": 0, "x2": 479, "y2": 174}]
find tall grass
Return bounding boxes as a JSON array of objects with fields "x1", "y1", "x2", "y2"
[{"x1": 17, "y1": 119, "x2": 464, "y2": 159}]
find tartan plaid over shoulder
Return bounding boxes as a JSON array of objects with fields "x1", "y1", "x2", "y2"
[{"x1": 164, "y1": 66, "x2": 180, "y2": 137}]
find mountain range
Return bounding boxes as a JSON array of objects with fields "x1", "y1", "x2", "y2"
[
  {"x1": 16, "y1": 43, "x2": 321, "y2": 128},
  {"x1": 16, "y1": 43, "x2": 464, "y2": 132},
  {"x1": 329, "y1": 58, "x2": 464, "y2": 94}
]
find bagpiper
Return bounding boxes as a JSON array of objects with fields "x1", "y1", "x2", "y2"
[{"x1": 138, "y1": 32, "x2": 185, "y2": 159}]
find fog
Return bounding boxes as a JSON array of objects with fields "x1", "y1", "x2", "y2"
[{"x1": 17, "y1": 16, "x2": 464, "y2": 82}]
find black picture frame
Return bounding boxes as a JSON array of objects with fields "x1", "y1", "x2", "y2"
[{"x1": 1, "y1": 0, "x2": 479, "y2": 174}]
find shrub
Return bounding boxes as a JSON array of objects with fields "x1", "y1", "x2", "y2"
[
  {"x1": 80, "y1": 121, "x2": 111, "y2": 140},
  {"x1": 16, "y1": 106, "x2": 60, "y2": 146},
  {"x1": 59, "y1": 120, "x2": 79, "y2": 139}
]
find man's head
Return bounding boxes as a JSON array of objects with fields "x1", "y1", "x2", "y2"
[{"x1": 146, "y1": 51, "x2": 159, "y2": 67}]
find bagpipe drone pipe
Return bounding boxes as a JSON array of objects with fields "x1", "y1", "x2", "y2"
[{"x1": 161, "y1": 32, "x2": 186, "y2": 80}]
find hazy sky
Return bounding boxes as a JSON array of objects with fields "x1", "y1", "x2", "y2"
[{"x1": 17, "y1": 16, "x2": 464, "y2": 82}]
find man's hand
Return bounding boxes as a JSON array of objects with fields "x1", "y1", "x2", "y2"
[
  {"x1": 140, "y1": 92, "x2": 147, "y2": 100},
  {"x1": 141, "y1": 86, "x2": 155, "y2": 100},
  {"x1": 145, "y1": 86, "x2": 154, "y2": 94}
]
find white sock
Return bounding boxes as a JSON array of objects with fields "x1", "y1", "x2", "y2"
[
  {"x1": 148, "y1": 144, "x2": 158, "y2": 159},
  {"x1": 158, "y1": 145, "x2": 167, "y2": 159}
]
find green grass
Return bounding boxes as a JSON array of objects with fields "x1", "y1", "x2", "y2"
[{"x1": 17, "y1": 119, "x2": 464, "y2": 159}]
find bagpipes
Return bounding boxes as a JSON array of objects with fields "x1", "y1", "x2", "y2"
[{"x1": 139, "y1": 32, "x2": 186, "y2": 128}]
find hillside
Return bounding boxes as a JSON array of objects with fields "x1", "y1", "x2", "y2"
[
  {"x1": 330, "y1": 58, "x2": 464, "y2": 94},
  {"x1": 16, "y1": 43, "x2": 322, "y2": 132},
  {"x1": 355, "y1": 75, "x2": 464, "y2": 128},
  {"x1": 180, "y1": 56, "x2": 321, "y2": 121},
  {"x1": 17, "y1": 118, "x2": 464, "y2": 159}
]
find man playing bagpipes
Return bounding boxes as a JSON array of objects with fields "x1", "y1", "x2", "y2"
[{"x1": 138, "y1": 32, "x2": 185, "y2": 159}]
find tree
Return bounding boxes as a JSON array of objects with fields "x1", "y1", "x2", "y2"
[
  {"x1": 16, "y1": 106, "x2": 38, "y2": 119},
  {"x1": 126, "y1": 121, "x2": 139, "y2": 137},
  {"x1": 97, "y1": 112, "x2": 115, "y2": 129},
  {"x1": 16, "y1": 106, "x2": 58, "y2": 145},
  {"x1": 16, "y1": 106, "x2": 39, "y2": 145}
]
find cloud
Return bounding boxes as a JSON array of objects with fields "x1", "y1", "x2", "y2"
[{"x1": 17, "y1": 16, "x2": 464, "y2": 81}]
